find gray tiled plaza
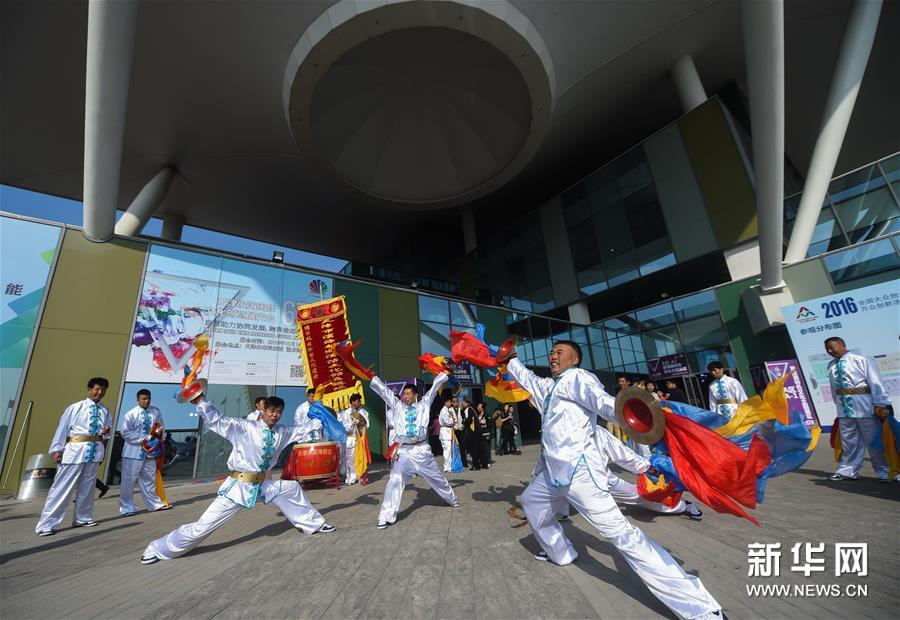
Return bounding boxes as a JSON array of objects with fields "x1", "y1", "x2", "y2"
[{"x1": 1, "y1": 444, "x2": 896, "y2": 620}]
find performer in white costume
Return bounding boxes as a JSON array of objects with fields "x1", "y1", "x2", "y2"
[
  {"x1": 706, "y1": 361, "x2": 747, "y2": 419},
  {"x1": 438, "y1": 396, "x2": 457, "y2": 472},
  {"x1": 506, "y1": 341, "x2": 724, "y2": 620},
  {"x1": 36, "y1": 377, "x2": 112, "y2": 536},
  {"x1": 824, "y1": 336, "x2": 894, "y2": 481},
  {"x1": 371, "y1": 372, "x2": 459, "y2": 529},
  {"x1": 338, "y1": 394, "x2": 369, "y2": 485},
  {"x1": 140, "y1": 395, "x2": 334, "y2": 564},
  {"x1": 119, "y1": 388, "x2": 168, "y2": 516},
  {"x1": 247, "y1": 396, "x2": 266, "y2": 421},
  {"x1": 294, "y1": 388, "x2": 315, "y2": 426},
  {"x1": 557, "y1": 426, "x2": 703, "y2": 520}
]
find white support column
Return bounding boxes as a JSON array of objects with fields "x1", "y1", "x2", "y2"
[
  {"x1": 82, "y1": 0, "x2": 139, "y2": 242},
  {"x1": 784, "y1": 0, "x2": 883, "y2": 263},
  {"x1": 742, "y1": 0, "x2": 785, "y2": 292},
  {"x1": 161, "y1": 213, "x2": 185, "y2": 241},
  {"x1": 114, "y1": 166, "x2": 176, "y2": 236},
  {"x1": 462, "y1": 208, "x2": 477, "y2": 253},
  {"x1": 670, "y1": 54, "x2": 707, "y2": 113}
]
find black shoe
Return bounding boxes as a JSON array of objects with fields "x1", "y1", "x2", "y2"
[
  {"x1": 97, "y1": 483, "x2": 110, "y2": 499},
  {"x1": 73, "y1": 520, "x2": 97, "y2": 528},
  {"x1": 317, "y1": 524, "x2": 336, "y2": 534},
  {"x1": 376, "y1": 522, "x2": 389, "y2": 530},
  {"x1": 37, "y1": 529, "x2": 56, "y2": 537}
]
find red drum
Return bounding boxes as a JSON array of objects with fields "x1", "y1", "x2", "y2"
[{"x1": 283, "y1": 442, "x2": 341, "y2": 489}]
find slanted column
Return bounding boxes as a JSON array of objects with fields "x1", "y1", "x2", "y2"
[
  {"x1": 784, "y1": 0, "x2": 883, "y2": 263},
  {"x1": 114, "y1": 166, "x2": 176, "y2": 236},
  {"x1": 670, "y1": 54, "x2": 707, "y2": 113}
]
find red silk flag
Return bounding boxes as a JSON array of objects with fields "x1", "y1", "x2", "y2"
[
  {"x1": 663, "y1": 408, "x2": 771, "y2": 525},
  {"x1": 296, "y1": 296, "x2": 364, "y2": 411},
  {"x1": 450, "y1": 330, "x2": 498, "y2": 367}
]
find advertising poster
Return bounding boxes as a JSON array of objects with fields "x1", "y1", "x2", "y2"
[
  {"x1": 126, "y1": 244, "x2": 333, "y2": 387},
  {"x1": 782, "y1": 281, "x2": 900, "y2": 427},
  {"x1": 0, "y1": 217, "x2": 61, "y2": 449}
]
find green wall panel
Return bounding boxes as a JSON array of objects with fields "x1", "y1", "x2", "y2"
[
  {"x1": 334, "y1": 278, "x2": 384, "y2": 456},
  {"x1": 784, "y1": 259, "x2": 835, "y2": 302},
  {"x1": 679, "y1": 99, "x2": 758, "y2": 246},
  {"x1": 714, "y1": 277, "x2": 795, "y2": 389},
  {"x1": 1, "y1": 231, "x2": 147, "y2": 492},
  {"x1": 378, "y1": 288, "x2": 420, "y2": 378}
]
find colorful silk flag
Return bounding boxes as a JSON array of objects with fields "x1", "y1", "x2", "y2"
[
  {"x1": 450, "y1": 330, "x2": 498, "y2": 367},
  {"x1": 297, "y1": 296, "x2": 364, "y2": 411}
]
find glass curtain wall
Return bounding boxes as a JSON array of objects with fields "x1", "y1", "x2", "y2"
[
  {"x1": 587, "y1": 290, "x2": 735, "y2": 377},
  {"x1": 561, "y1": 146, "x2": 676, "y2": 297},
  {"x1": 784, "y1": 153, "x2": 900, "y2": 258}
]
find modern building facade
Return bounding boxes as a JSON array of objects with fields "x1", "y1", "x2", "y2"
[{"x1": 1, "y1": 0, "x2": 898, "y2": 493}]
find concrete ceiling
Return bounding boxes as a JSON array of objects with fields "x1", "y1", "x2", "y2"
[{"x1": 2, "y1": 0, "x2": 898, "y2": 265}]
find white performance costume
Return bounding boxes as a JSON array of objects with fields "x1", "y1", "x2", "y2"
[
  {"x1": 144, "y1": 400, "x2": 328, "y2": 560},
  {"x1": 507, "y1": 358, "x2": 721, "y2": 620},
  {"x1": 119, "y1": 405, "x2": 167, "y2": 515},
  {"x1": 828, "y1": 351, "x2": 891, "y2": 479},
  {"x1": 372, "y1": 373, "x2": 458, "y2": 526},
  {"x1": 708, "y1": 374, "x2": 747, "y2": 419},
  {"x1": 339, "y1": 406, "x2": 369, "y2": 484},
  {"x1": 36, "y1": 399, "x2": 112, "y2": 534},
  {"x1": 247, "y1": 410, "x2": 261, "y2": 421},
  {"x1": 294, "y1": 401, "x2": 310, "y2": 425},
  {"x1": 438, "y1": 404, "x2": 456, "y2": 472}
]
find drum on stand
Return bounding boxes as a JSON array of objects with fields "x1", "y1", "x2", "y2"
[{"x1": 282, "y1": 441, "x2": 341, "y2": 489}]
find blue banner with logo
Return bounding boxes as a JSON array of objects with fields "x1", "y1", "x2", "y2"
[{"x1": 782, "y1": 281, "x2": 900, "y2": 427}]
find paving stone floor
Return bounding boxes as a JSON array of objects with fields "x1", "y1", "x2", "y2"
[{"x1": 1, "y1": 443, "x2": 897, "y2": 619}]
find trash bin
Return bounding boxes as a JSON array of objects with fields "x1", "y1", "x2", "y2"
[{"x1": 17, "y1": 454, "x2": 57, "y2": 500}]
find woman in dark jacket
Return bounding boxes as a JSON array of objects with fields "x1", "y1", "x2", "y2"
[{"x1": 469, "y1": 403, "x2": 491, "y2": 470}]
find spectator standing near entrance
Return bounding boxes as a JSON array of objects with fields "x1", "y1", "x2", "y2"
[{"x1": 664, "y1": 379, "x2": 688, "y2": 404}]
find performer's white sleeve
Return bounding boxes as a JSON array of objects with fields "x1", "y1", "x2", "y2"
[
  {"x1": 506, "y1": 358, "x2": 553, "y2": 403},
  {"x1": 708, "y1": 383, "x2": 717, "y2": 412},
  {"x1": 864, "y1": 356, "x2": 891, "y2": 407},
  {"x1": 196, "y1": 400, "x2": 241, "y2": 441},
  {"x1": 101, "y1": 406, "x2": 112, "y2": 438},
  {"x1": 439, "y1": 407, "x2": 453, "y2": 427},
  {"x1": 422, "y1": 372, "x2": 450, "y2": 409},
  {"x1": 156, "y1": 407, "x2": 165, "y2": 432},
  {"x1": 49, "y1": 405, "x2": 74, "y2": 453},
  {"x1": 732, "y1": 377, "x2": 748, "y2": 403},
  {"x1": 120, "y1": 410, "x2": 145, "y2": 446},
  {"x1": 597, "y1": 427, "x2": 650, "y2": 474},
  {"x1": 371, "y1": 375, "x2": 401, "y2": 409},
  {"x1": 287, "y1": 417, "x2": 323, "y2": 443},
  {"x1": 571, "y1": 370, "x2": 617, "y2": 424}
]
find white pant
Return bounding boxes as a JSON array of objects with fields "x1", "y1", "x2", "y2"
[
  {"x1": 835, "y1": 417, "x2": 888, "y2": 479},
  {"x1": 120, "y1": 458, "x2": 166, "y2": 514},
  {"x1": 440, "y1": 435, "x2": 453, "y2": 472},
  {"x1": 378, "y1": 443, "x2": 457, "y2": 525},
  {"x1": 345, "y1": 440, "x2": 358, "y2": 485},
  {"x1": 559, "y1": 474, "x2": 687, "y2": 518},
  {"x1": 338, "y1": 443, "x2": 346, "y2": 476},
  {"x1": 35, "y1": 461, "x2": 99, "y2": 533},
  {"x1": 145, "y1": 480, "x2": 325, "y2": 560},
  {"x1": 522, "y1": 459, "x2": 720, "y2": 620}
]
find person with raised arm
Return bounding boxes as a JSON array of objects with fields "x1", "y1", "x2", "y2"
[
  {"x1": 335, "y1": 342, "x2": 459, "y2": 529},
  {"x1": 501, "y1": 339, "x2": 725, "y2": 620},
  {"x1": 139, "y1": 386, "x2": 334, "y2": 565}
]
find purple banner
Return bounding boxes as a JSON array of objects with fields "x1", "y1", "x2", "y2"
[
  {"x1": 763, "y1": 360, "x2": 818, "y2": 428},
  {"x1": 451, "y1": 361, "x2": 472, "y2": 384},
  {"x1": 647, "y1": 353, "x2": 690, "y2": 380}
]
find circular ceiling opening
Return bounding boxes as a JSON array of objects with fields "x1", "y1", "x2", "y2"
[{"x1": 284, "y1": 0, "x2": 555, "y2": 209}]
